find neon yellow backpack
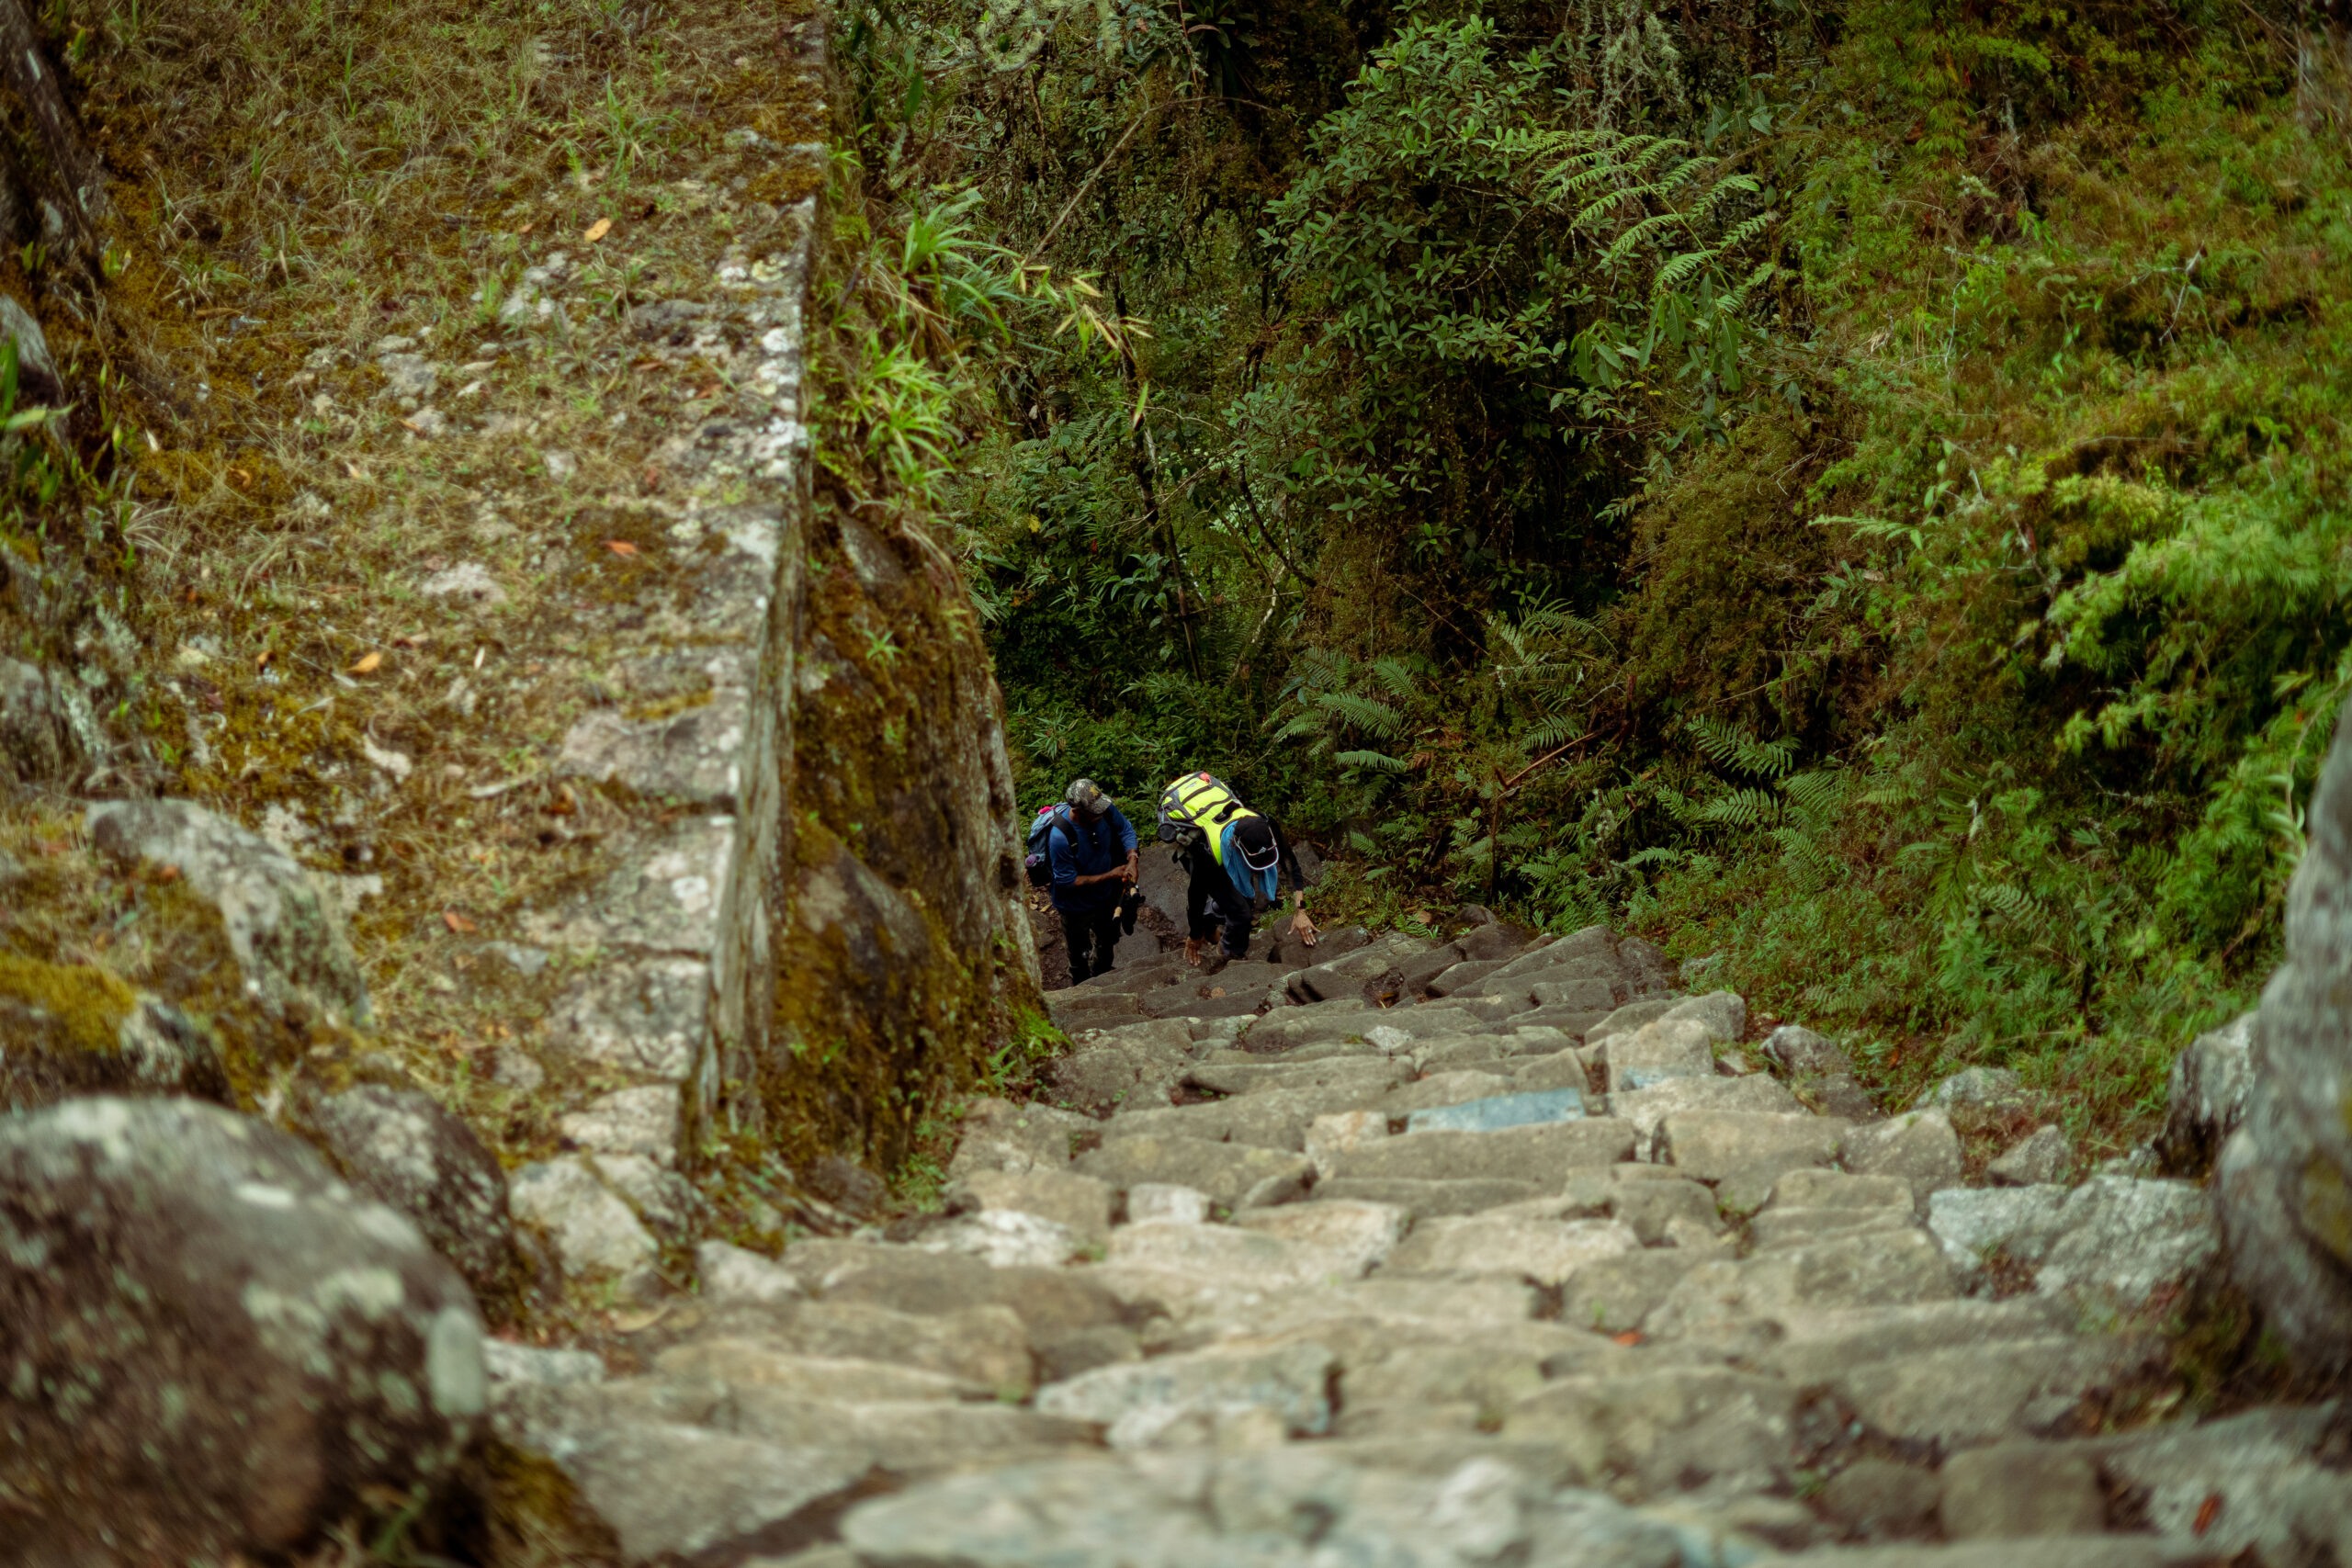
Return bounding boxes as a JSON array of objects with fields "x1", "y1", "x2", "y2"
[{"x1": 1157, "y1": 773, "x2": 1254, "y2": 849}]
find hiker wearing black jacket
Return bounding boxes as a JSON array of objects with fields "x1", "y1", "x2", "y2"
[{"x1": 1158, "y1": 773, "x2": 1317, "y2": 974}]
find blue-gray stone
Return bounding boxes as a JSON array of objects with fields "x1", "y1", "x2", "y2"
[{"x1": 1407, "y1": 1088, "x2": 1584, "y2": 1134}]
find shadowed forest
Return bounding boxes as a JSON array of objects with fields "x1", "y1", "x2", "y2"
[{"x1": 820, "y1": 0, "x2": 2352, "y2": 1147}]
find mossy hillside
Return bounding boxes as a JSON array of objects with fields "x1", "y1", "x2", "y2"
[
  {"x1": 873, "y1": 0, "x2": 2352, "y2": 1159},
  {"x1": 1601, "y1": 24, "x2": 2352, "y2": 1146},
  {"x1": 1614, "y1": 410, "x2": 1859, "y2": 746}
]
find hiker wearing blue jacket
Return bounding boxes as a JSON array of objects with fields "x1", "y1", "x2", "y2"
[{"x1": 1048, "y1": 778, "x2": 1139, "y2": 983}]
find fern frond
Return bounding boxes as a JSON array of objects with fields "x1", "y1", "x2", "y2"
[
  {"x1": 1975, "y1": 881, "x2": 2046, "y2": 931},
  {"x1": 1653, "y1": 250, "x2": 1714, "y2": 292},
  {"x1": 1336, "y1": 749, "x2": 1408, "y2": 773},
  {"x1": 1370, "y1": 657, "x2": 1420, "y2": 701},
  {"x1": 1317, "y1": 691, "x2": 1407, "y2": 739},
  {"x1": 1695, "y1": 787, "x2": 1782, "y2": 829},
  {"x1": 1688, "y1": 715, "x2": 1796, "y2": 779},
  {"x1": 1520, "y1": 712, "x2": 1586, "y2": 754},
  {"x1": 1781, "y1": 769, "x2": 1847, "y2": 822}
]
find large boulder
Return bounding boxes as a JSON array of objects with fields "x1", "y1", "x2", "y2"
[
  {"x1": 295, "y1": 1079, "x2": 521, "y2": 1303},
  {"x1": 2159, "y1": 1011, "x2": 2254, "y2": 1175},
  {"x1": 87, "y1": 797, "x2": 371, "y2": 1029},
  {"x1": 2216, "y1": 694, "x2": 2352, "y2": 1383},
  {"x1": 0, "y1": 1097, "x2": 486, "y2": 1563}
]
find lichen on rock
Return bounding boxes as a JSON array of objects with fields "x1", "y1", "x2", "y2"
[
  {"x1": 2218, "y1": 688, "x2": 2352, "y2": 1382},
  {"x1": 0, "y1": 1096, "x2": 486, "y2": 1562},
  {"x1": 86, "y1": 797, "x2": 371, "y2": 1032}
]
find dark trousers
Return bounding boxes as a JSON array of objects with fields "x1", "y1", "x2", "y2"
[
  {"x1": 1061, "y1": 906, "x2": 1121, "y2": 983},
  {"x1": 1177, "y1": 840, "x2": 1260, "y2": 958},
  {"x1": 1197, "y1": 879, "x2": 1255, "y2": 958}
]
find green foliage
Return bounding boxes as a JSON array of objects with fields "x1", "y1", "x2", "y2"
[{"x1": 848, "y1": 0, "x2": 2352, "y2": 1146}]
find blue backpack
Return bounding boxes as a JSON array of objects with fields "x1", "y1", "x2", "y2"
[{"x1": 1023, "y1": 804, "x2": 1077, "y2": 887}]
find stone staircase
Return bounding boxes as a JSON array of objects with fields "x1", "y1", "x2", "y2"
[{"x1": 485, "y1": 919, "x2": 2352, "y2": 1566}]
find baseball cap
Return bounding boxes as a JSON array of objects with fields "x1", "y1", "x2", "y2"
[
  {"x1": 1232, "y1": 817, "x2": 1281, "y2": 872},
  {"x1": 1066, "y1": 778, "x2": 1114, "y2": 815}
]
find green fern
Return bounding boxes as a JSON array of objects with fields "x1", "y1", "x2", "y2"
[
  {"x1": 1687, "y1": 716, "x2": 1796, "y2": 780},
  {"x1": 1694, "y1": 786, "x2": 1784, "y2": 829},
  {"x1": 1317, "y1": 691, "x2": 1407, "y2": 739},
  {"x1": 1781, "y1": 770, "x2": 1846, "y2": 824}
]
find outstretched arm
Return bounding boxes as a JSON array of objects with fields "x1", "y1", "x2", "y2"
[{"x1": 1269, "y1": 821, "x2": 1318, "y2": 945}]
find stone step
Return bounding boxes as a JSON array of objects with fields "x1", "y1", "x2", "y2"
[
  {"x1": 1184, "y1": 1055, "x2": 1405, "y2": 1098},
  {"x1": 1324, "y1": 1118, "x2": 1636, "y2": 1186},
  {"x1": 1311, "y1": 1175, "x2": 1547, "y2": 1215},
  {"x1": 501, "y1": 958, "x2": 2314, "y2": 1566},
  {"x1": 1073, "y1": 1134, "x2": 1313, "y2": 1209},
  {"x1": 1750, "y1": 1541, "x2": 2218, "y2": 1567}
]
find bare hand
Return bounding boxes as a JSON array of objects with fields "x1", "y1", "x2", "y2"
[
  {"x1": 1183, "y1": 938, "x2": 1203, "y2": 968},
  {"x1": 1291, "y1": 907, "x2": 1319, "y2": 947}
]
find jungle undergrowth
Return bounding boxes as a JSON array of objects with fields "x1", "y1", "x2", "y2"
[{"x1": 851, "y1": 0, "x2": 2352, "y2": 1158}]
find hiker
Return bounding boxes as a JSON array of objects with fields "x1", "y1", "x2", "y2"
[
  {"x1": 1042, "y1": 778, "x2": 1139, "y2": 984},
  {"x1": 1157, "y1": 771, "x2": 1317, "y2": 975}
]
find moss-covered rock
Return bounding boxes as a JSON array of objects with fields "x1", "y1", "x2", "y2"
[
  {"x1": 292, "y1": 1077, "x2": 523, "y2": 1314},
  {"x1": 765, "y1": 498, "x2": 1043, "y2": 1173},
  {"x1": 0, "y1": 953, "x2": 232, "y2": 1111},
  {"x1": 85, "y1": 796, "x2": 370, "y2": 1032}
]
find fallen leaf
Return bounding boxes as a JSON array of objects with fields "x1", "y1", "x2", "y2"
[
  {"x1": 255, "y1": 649, "x2": 274, "y2": 670},
  {"x1": 605, "y1": 539, "x2": 639, "y2": 557},
  {"x1": 394, "y1": 634, "x2": 430, "y2": 649},
  {"x1": 1611, "y1": 1331, "x2": 1645, "y2": 1347},
  {"x1": 349, "y1": 651, "x2": 383, "y2": 674},
  {"x1": 515, "y1": 220, "x2": 535, "y2": 235},
  {"x1": 443, "y1": 910, "x2": 477, "y2": 934},
  {"x1": 582, "y1": 217, "x2": 613, "y2": 243},
  {"x1": 345, "y1": 460, "x2": 365, "y2": 479},
  {"x1": 607, "y1": 1304, "x2": 667, "y2": 1333},
  {"x1": 1207, "y1": 987, "x2": 1227, "y2": 998},
  {"x1": 2193, "y1": 1493, "x2": 2222, "y2": 1536}
]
